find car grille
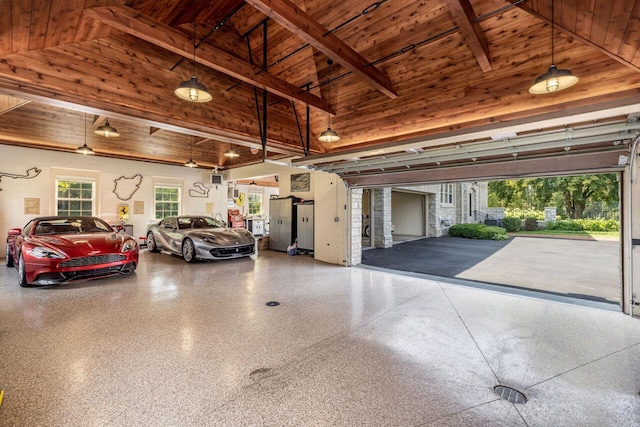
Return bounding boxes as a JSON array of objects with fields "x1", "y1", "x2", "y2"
[
  {"x1": 59, "y1": 254, "x2": 126, "y2": 267},
  {"x1": 210, "y1": 244, "x2": 255, "y2": 257}
]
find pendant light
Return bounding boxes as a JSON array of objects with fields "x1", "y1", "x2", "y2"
[
  {"x1": 75, "y1": 113, "x2": 95, "y2": 155},
  {"x1": 184, "y1": 136, "x2": 198, "y2": 168},
  {"x1": 175, "y1": 0, "x2": 212, "y2": 103},
  {"x1": 94, "y1": 118, "x2": 120, "y2": 137},
  {"x1": 529, "y1": 0, "x2": 578, "y2": 94},
  {"x1": 319, "y1": 58, "x2": 340, "y2": 143}
]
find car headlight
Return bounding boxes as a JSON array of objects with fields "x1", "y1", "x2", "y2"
[
  {"x1": 202, "y1": 236, "x2": 219, "y2": 244},
  {"x1": 29, "y1": 245, "x2": 65, "y2": 259},
  {"x1": 121, "y1": 239, "x2": 137, "y2": 252}
]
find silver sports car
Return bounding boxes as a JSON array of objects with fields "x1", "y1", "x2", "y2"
[{"x1": 146, "y1": 216, "x2": 256, "y2": 263}]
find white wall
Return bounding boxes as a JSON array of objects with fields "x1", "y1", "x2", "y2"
[{"x1": 0, "y1": 145, "x2": 229, "y2": 255}]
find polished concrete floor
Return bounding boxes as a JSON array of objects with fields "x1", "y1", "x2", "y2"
[{"x1": 1, "y1": 249, "x2": 639, "y2": 426}]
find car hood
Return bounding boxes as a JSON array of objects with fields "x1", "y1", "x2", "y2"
[
  {"x1": 191, "y1": 228, "x2": 254, "y2": 244},
  {"x1": 30, "y1": 233, "x2": 129, "y2": 257}
]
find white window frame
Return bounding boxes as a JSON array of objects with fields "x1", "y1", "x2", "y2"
[
  {"x1": 51, "y1": 168, "x2": 100, "y2": 216},
  {"x1": 247, "y1": 191, "x2": 263, "y2": 215},
  {"x1": 440, "y1": 183, "x2": 454, "y2": 206},
  {"x1": 153, "y1": 177, "x2": 183, "y2": 220}
]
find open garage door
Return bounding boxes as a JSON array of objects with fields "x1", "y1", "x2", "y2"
[{"x1": 391, "y1": 191, "x2": 426, "y2": 240}]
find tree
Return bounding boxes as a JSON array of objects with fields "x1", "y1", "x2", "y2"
[
  {"x1": 488, "y1": 174, "x2": 619, "y2": 219},
  {"x1": 551, "y1": 174, "x2": 619, "y2": 219}
]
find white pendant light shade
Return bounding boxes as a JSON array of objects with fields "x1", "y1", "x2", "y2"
[
  {"x1": 319, "y1": 127, "x2": 340, "y2": 143},
  {"x1": 175, "y1": 0, "x2": 212, "y2": 103},
  {"x1": 319, "y1": 58, "x2": 339, "y2": 142},
  {"x1": 175, "y1": 76, "x2": 212, "y2": 103},
  {"x1": 529, "y1": 0, "x2": 578, "y2": 95},
  {"x1": 75, "y1": 143, "x2": 95, "y2": 155},
  {"x1": 529, "y1": 65, "x2": 579, "y2": 94},
  {"x1": 94, "y1": 120, "x2": 120, "y2": 137},
  {"x1": 76, "y1": 113, "x2": 95, "y2": 155}
]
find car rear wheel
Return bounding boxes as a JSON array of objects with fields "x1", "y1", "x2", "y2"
[
  {"x1": 5, "y1": 242, "x2": 14, "y2": 267},
  {"x1": 146, "y1": 232, "x2": 160, "y2": 253},
  {"x1": 182, "y1": 239, "x2": 196, "y2": 263},
  {"x1": 18, "y1": 252, "x2": 29, "y2": 287}
]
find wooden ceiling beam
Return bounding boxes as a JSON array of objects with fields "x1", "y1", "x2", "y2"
[
  {"x1": 193, "y1": 137, "x2": 210, "y2": 145},
  {"x1": 444, "y1": 0, "x2": 491, "y2": 72},
  {"x1": 0, "y1": 95, "x2": 30, "y2": 115},
  {"x1": 92, "y1": 114, "x2": 107, "y2": 126},
  {"x1": 83, "y1": 5, "x2": 334, "y2": 115},
  {"x1": 244, "y1": 0, "x2": 398, "y2": 99}
]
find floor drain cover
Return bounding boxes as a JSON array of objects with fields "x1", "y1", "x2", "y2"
[
  {"x1": 494, "y1": 385, "x2": 527, "y2": 404},
  {"x1": 265, "y1": 301, "x2": 280, "y2": 306}
]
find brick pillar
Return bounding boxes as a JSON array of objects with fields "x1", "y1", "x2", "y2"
[{"x1": 373, "y1": 188, "x2": 392, "y2": 248}]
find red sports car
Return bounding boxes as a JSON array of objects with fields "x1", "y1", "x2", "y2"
[{"x1": 5, "y1": 216, "x2": 138, "y2": 287}]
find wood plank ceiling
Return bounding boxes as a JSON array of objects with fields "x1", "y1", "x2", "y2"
[{"x1": 0, "y1": 0, "x2": 639, "y2": 180}]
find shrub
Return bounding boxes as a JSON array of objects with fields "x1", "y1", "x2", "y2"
[
  {"x1": 501, "y1": 217, "x2": 521, "y2": 232},
  {"x1": 449, "y1": 223, "x2": 509, "y2": 240},
  {"x1": 546, "y1": 219, "x2": 619, "y2": 232},
  {"x1": 504, "y1": 208, "x2": 545, "y2": 220},
  {"x1": 523, "y1": 217, "x2": 539, "y2": 231}
]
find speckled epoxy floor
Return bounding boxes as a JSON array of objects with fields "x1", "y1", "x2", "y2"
[{"x1": 1, "y1": 249, "x2": 639, "y2": 426}]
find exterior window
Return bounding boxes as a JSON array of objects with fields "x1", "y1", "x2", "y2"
[
  {"x1": 248, "y1": 193, "x2": 262, "y2": 215},
  {"x1": 440, "y1": 184, "x2": 454, "y2": 205},
  {"x1": 56, "y1": 180, "x2": 95, "y2": 216},
  {"x1": 155, "y1": 186, "x2": 180, "y2": 219}
]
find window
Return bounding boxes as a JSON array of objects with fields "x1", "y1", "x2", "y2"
[
  {"x1": 440, "y1": 184, "x2": 454, "y2": 205},
  {"x1": 56, "y1": 180, "x2": 95, "y2": 216},
  {"x1": 248, "y1": 193, "x2": 262, "y2": 215},
  {"x1": 155, "y1": 186, "x2": 180, "y2": 219}
]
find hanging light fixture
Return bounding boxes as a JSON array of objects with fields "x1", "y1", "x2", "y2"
[
  {"x1": 224, "y1": 147, "x2": 239, "y2": 158},
  {"x1": 184, "y1": 136, "x2": 198, "y2": 168},
  {"x1": 175, "y1": 0, "x2": 212, "y2": 103},
  {"x1": 529, "y1": 0, "x2": 578, "y2": 94},
  {"x1": 75, "y1": 113, "x2": 95, "y2": 155},
  {"x1": 319, "y1": 58, "x2": 340, "y2": 143},
  {"x1": 94, "y1": 118, "x2": 120, "y2": 138},
  {"x1": 249, "y1": 180, "x2": 257, "y2": 186}
]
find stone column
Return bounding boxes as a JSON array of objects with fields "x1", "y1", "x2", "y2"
[
  {"x1": 350, "y1": 188, "x2": 363, "y2": 266},
  {"x1": 373, "y1": 188, "x2": 393, "y2": 248}
]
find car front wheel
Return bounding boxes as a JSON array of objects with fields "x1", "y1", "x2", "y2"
[
  {"x1": 18, "y1": 252, "x2": 29, "y2": 287},
  {"x1": 6, "y1": 242, "x2": 14, "y2": 267},
  {"x1": 182, "y1": 239, "x2": 197, "y2": 263},
  {"x1": 146, "y1": 232, "x2": 160, "y2": 253}
]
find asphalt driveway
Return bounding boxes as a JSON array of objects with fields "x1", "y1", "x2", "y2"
[{"x1": 362, "y1": 236, "x2": 620, "y2": 304}]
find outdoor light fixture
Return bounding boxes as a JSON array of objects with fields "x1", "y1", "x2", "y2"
[
  {"x1": 224, "y1": 147, "x2": 239, "y2": 158},
  {"x1": 175, "y1": 0, "x2": 212, "y2": 103},
  {"x1": 184, "y1": 137, "x2": 198, "y2": 167},
  {"x1": 319, "y1": 58, "x2": 340, "y2": 143},
  {"x1": 94, "y1": 119, "x2": 120, "y2": 137},
  {"x1": 529, "y1": 0, "x2": 578, "y2": 94},
  {"x1": 76, "y1": 113, "x2": 95, "y2": 155},
  {"x1": 249, "y1": 180, "x2": 257, "y2": 186}
]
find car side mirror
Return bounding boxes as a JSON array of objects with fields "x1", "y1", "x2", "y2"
[{"x1": 8, "y1": 228, "x2": 21, "y2": 236}]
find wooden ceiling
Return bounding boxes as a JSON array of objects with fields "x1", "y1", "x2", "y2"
[{"x1": 1, "y1": 0, "x2": 640, "y2": 178}]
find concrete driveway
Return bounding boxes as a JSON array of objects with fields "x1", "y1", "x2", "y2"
[{"x1": 361, "y1": 236, "x2": 620, "y2": 304}]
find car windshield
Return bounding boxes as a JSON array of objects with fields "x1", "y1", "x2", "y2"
[
  {"x1": 34, "y1": 217, "x2": 112, "y2": 235},
  {"x1": 189, "y1": 217, "x2": 227, "y2": 229}
]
